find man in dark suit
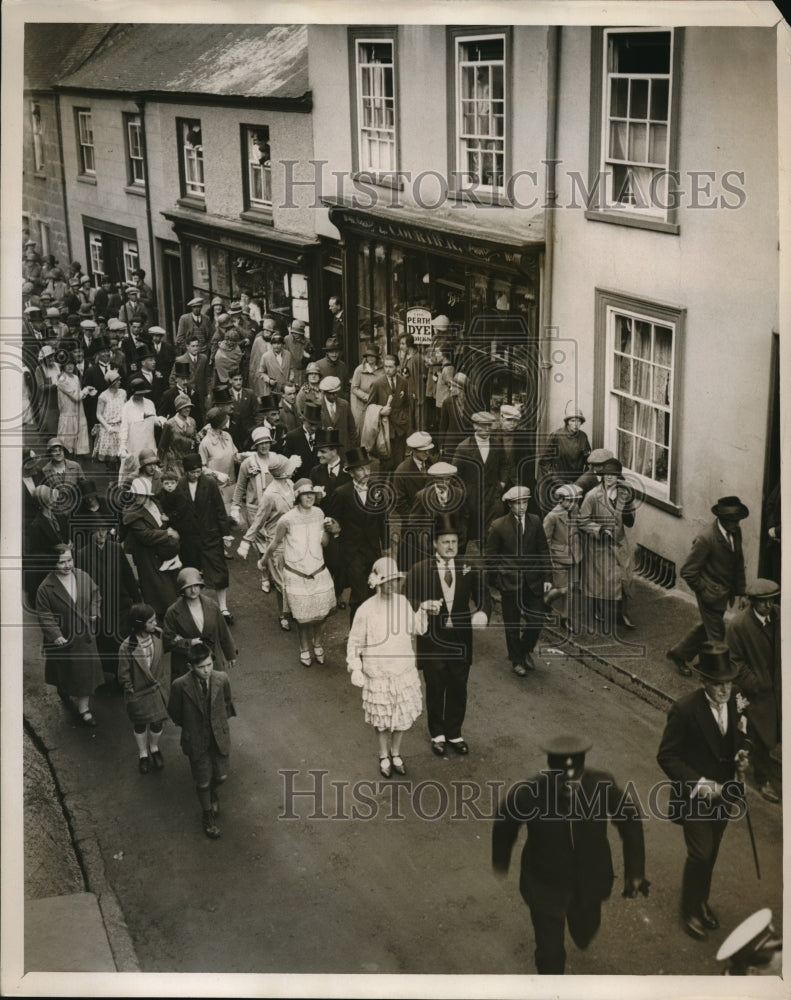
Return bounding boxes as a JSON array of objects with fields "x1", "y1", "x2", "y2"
[
  {"x1": 319, "y1": 375, "x2": 357, "y2": 454},
  {"x1": 226, "y1": 369, "x2": 257, "y2": 450},
  {"x1": 175, "y1": 335, "x2": 210, "y2": 418},
  {"x1": 437, "y1": 371, "x2": 471, "y2": 456},
  {"x1": 325, "y1": 446, "x2": 391, "y2": 623},
  {"x1": 132, "y1": 343, "x2": 166, "y2": 411},
  {"x1": 390, "y1": 431, "x2": 436, "y2": 570},
  {"x1": 452, "y1": 411, "x2": 506, "y2": 549},
  {"x1": 81, "y1": 337, "x2": 115, "y2": 432},
  {"x1": 725, "y1": 578, "x2": 781, "y2": 803},
  {"x1": 657, "y1": 642, "x2": 750, "y2": 942},
  {"x1": 148, "y1": 326, "x2": 175, "y2": 384},
  {"x1": 119, "y1": 318, "x2": 151, "y2": 380},
  {"x1": 485, "y1": 485, "x2": 552, "y2": 675},
  {"x1": 281, "y1": 401, "x2": 322, "y2": 471},
  {"x1": 405, "y1": 514, "x2": 490, "y2": 756},
  {"x1": 493, "y1": 735, "x2": 647, "y2": 975},
  {"x1": 667, "y1": 496, "x2": 749, "y2": 677},
  {"x1": 309, "y1": 427, "x2": 350, "y2": 607},
  {"x1": 159, "y1": 359, "x2": 202, "y2": 424},
  {"x1": 367, "y1": 353, "x2": 410, "y2": 474},
  {"x1": 409, "y1": 461, "x2": 471, "y2": 561},
  {"x1": 176, "y1": 297, "x2": 212, "y2": 354}
]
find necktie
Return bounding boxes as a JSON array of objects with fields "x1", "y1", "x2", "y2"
[
  {"x1": 444, "y1": 561, "x2": 453, "y2": 587},
  {"x1": 308, "y1": 435, "x2": 315, "y2": 448},
  {"x1": 389, "y1": 378, "x2": 395, "y2": 392},
  {"x1": 200, "y1": 678, "x2": 208, "y2": 698},
  {"x1": 516, "y1": 517, "x2": 523, "y2": 553},
  {"x1": 329, "y1": 467, "x2": 337, "y2": 479}
]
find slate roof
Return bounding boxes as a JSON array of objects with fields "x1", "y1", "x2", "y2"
[
  {"x1": 24, "y1": 23, "x2": 114, "y2": 91},
  {"x1": 54, "y1": 23, "x2": 309, "y2": 102}
]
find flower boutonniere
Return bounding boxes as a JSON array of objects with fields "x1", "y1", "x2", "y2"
[
  {"x1": 735, "y1": 693, "x2": 750, "y2": 713},
  {"x1": 462, "y1": 564, "x2": 471, "y2": 576}
]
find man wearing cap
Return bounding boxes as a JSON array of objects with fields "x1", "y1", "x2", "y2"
[
  {"x1": 325, "y1": 446, "x2": 391, "y2": 623},
  {"x1": 717, "y1": 908, "x2": 782, "y2": 975},
  {"x1": 148, "y1": 326, "x2": 175, "y2": 383},
  {"x1": 77, "y1": 318, "x2": 99, "y2": 362},
  {"x1": 493, "y1": 735, "x2": 647, "y2": 974},
  {"x1": 176, "y1": 297, "x2": 211, "y2": 354},
  {"x1": 405, "y1": 514, "x2": 490, "y2": 757},
  {"x1": 118, "y1": 285, "x2": 148, "y2": 330},
  {"x1": 319, "y1": 375, "x2": 357, "y2": 454},
  {"x1": 657, "y1": 641, "x2": 750, "y2": 942},
  {"x1": 486, "y1": 485, "x2": 552, "y2": 675},
  {"x1": 667, "y1": 496, "x2": 749, "y2": 677},
  {"x1": 574, "y1": 448, "x2": 615, "y2": 496},
  {"x1": 496, "y1": 403, "x2": 527, "y2": 493},
  {"x1": 366, "y1": 353, "x2": 410, "y2": 474},
  {"x1": 389, "y1": 431, "x2": 436, "y2": 569},
  {"x1": 452, "y1": 411, "x2": 506, "y2": 548},
  {"x1": 409, "y1": 461, "x2": 471, "y2": 562},
  {"x1": 437, "y1": 371, "x2": 471, "y2": 456},
  {"x1": 316, "y1": 337, "x2": 349, "y2": 398},
  {"x1": 256, "y1": 332, "x2": 293, "y2": 394},
  {"x1": 284, "y1": 319, "x2": 312, "y2": 386},
  {"x1": 726, "y1": 579, "x2": 781, "y2": 803}
]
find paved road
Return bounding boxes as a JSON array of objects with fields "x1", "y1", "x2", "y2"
[{"x1": 23, "y1": 552, "x2": 782, "y2": 976}]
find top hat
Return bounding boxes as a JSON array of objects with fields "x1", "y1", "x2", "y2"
[
  {"x1": 314, "y1": 427, "x2": 341, "y2": 449},
  {"x1": 343, "y1": 445, "x2": 371, "y2": 470},
  {"x1": 212, "y1": 384, "x2": 232, "y2": 404},
  {"x1": 258, "y1": 392, "x2": 281, "y2": 411},
  {"x1": 173, "y1": 359, "x2": 191, "y2": 378},
  {"x1": 303, "y1": 401, "x2": 323, "y2": 425},
  {"x1": 711, "y1": 496, "x2": 749, "y2": 520},
  {"x1": 433, "y1": 512, "x2": 460, "y2": 537},
  {"x1": 136, "y1": 344, "x2": 154, "y2": 362},
  {"x1": 694, "y1": 641, "x2": 739, "y2": 682}
]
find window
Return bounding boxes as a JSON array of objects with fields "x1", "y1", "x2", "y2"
[
  {"x1": 124, "y1": 113, "x2": 145, "y2": 185},
  {"x1": 39, "y1": 221, "x2": 50, "y2": 257},
  {"x1": 587, "y1": 29, "x2": 681, "y2": 230},
  {"x1": 31, "y1": 102, "x2": 44, "y2": 171},
  {"x1": 75, "y1": 108, "x2": 95, "y2": 174},
  {"x1": 354, "y1": 39, "x2": 397, "y2": 174},
  {"x1": 122, "y1": 240, "x2": 139, "y2": 283},
  {"x1": 595, "y1": 289, "x2": 684, "y2": 510},
  {"x1": 178, "y1": 118, "x2": 204, "y2": 199},
  {"x1": 88, "y1": 232, "x2": 105, "y2": 284},
  {"x1": 242, "y1": 126, "x2": 272, "y2": 210},
  {"x1": 454, "y1": 33, "x2": 507, "y2": 194}
]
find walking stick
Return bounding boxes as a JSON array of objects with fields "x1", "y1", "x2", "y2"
[
  {"x1": 744, "y1": 804, "x2": 761, "y2": 879},
  {"x1": 736, "y1": 746, "x2": 761, "y2": 879}
]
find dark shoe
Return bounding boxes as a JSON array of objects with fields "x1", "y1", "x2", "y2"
[
  {"x1": 699, "y1": 903, "x2": 719, "y2": 930},
  {"x1": 431, "y1": 739, "x2": 447, "y2": 757},
  {"x1": 379, "y1": 755, "x2": 392, "y2": 778},
  {"x1": 57, "y1": 689, "x2": 72, "y2": 706},
  {"x1": 390, "y1": 755, "x2": 406, "y2": 775},
  {"x1": 202, "y1": 811, "x2": 221, "y2": 839},
  {"x1": 279, "y1": 616, "x2": 291, "y2": 632},
  {"x1": 522, "y1": 653, "x2": 537, "y2": 672},
  {"x1": 79, "y1": 710, "x2": 97, "y2": 728},
  {"x1": 221, "y1": 610, "x2": 234, "y2": 625},
  {"x1": 769, "y1": 743, "x2": 782, "y2": 764},
  {"x1": 449, "y1": 739, "x2": 469, "y2": 755},
  {"x1": 759, "y1": 781, "x2": 780, "y2": 804},
  {"x1": 683, "y1": 913, "x2": 708, "y2": 941},
  {"x1": 667, "y1": 649, "x2": 692, "y2": 677},
  {"x1": 138, "y1": 755, "x2": 151, "y2": 775},
  {"x1": 336, "y1": 600, "x2": 347, "y2": 610},
  {"x1": 150, "y1": 749, "x2": 165, "y2": 770}
]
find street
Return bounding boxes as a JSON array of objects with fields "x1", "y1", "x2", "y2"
[{"x1": 22, "y1": 550, "x2": 782, "y2": 976}]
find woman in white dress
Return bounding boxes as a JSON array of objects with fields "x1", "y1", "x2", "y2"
[
  {"x1": 56, "y1": 355, "x2": 92, "y2": 456},
  {"x1": 346, "y1": 556, "x2": 436, "y2": 777},
  {"x1": 93, "y1": 369, "x2": 126, "y2": 471},
  {"x1": 262, "y1": 479, "x2": 337, "y2": 666}
]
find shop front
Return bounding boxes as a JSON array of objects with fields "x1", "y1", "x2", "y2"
[
  {"x1": 323, "y1": 198, "x2": 544, "y2": 414},
  {"x1": 162, "y1": 208, "x2": 322, "y2": 339}
]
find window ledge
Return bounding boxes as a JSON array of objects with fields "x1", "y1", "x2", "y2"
[
  {"x1": 447, "y1": 189, "x2": 512, "y2": 208},
  {"x1": 76, "y1": 174, "x2": 97, "y2": 186},
  {"x1": 352, "y1": 172, "x2": 405, "y2": 192},
  {"x1": 177, "y1": 196, "x2": 206, "y2": 213},
  {"x1": 124, "y1": 184, "x2": 146, "y2": 198},
  {"x1": 33, "y1": 171, "x2": 47, "y2": 180},
  {"x1": 584, "y1": 209, "x2": 680, "y2": 236},
  {"x1": 240, "y1": 208, "x2": 274, "y2": 226},
  {"x1": 639, "y1": 491, "x2": 683, "y2": 517}
]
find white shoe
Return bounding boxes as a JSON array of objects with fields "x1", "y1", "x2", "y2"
[{"x1": 261, "y1": 579, "x2": 271, "y2": 593}]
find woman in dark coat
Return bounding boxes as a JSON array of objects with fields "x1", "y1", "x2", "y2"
[
  {"x1": 121, "y1": 480, "x2": 181, "y2": 618},
  {"x1": 35, "y1": 545, "x2": 104, "y2": 726},
  {"x1": 25, "y1": 484, "x2": 70, "y2": 603},
  {"x1": 162, "y1": 568, "x2": 236, "y2": 680},
  {"x1": 118, "y1": 603, "x2": 170, "y2": 773}
]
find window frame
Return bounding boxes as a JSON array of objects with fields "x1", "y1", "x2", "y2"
[
  {"x1": 122, "y1": 240, "x2": 139, "y2": 284},
  {"x1": 31, "y1": 101, "x2": 44, "y2": 172},
  {"x1": 594, "y1": 287, "x2": 685, "y2": 514},
  {"x1": 75, "y1": 107, "x2": 95, "y2": 176},
  {"x1": 123, "y1": 112, "x2": 145, "y2": 187},
  {"x1": 586, "y1": 27, "x2": 683, "y2": 234},
  {"x1": 447, "y1": 27, "x2": 511, "y2": 204},
  {"x1": 176, "y1": 117, "x2": 205, "y2": 203},
  {"x1": 348, "y1": 27, "x2": 400, "y2": 186},
  {"x1": 87, "y1": 232, "x2": 106, "y2": 285},
  {"x1": 240, "y1": 124, "x2": 273, "y2": 216}
]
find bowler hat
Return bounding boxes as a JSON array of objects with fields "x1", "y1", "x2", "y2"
[
  {"x1": 745, "y1": 579, "x2": 780, "y2": 600},
  {"x1": 314, "y1": 427, "x2": 341, "y2": 449},
  {"x1": 182, "y1": 454, "x2": 203, "y2": 472},
  {"x1": 173, "y1": 359, "x2": 191, "y2": 378},
  {"x1": 711, "y1": 496, "x2": 749, "y2": 520},
  {"x1": 433, "y1": 513, "x2": 460, "y2": 538},
  {"x1": 177, "y1": 567, "x2": 204, "y2": 591},
  {"x1": 540, "y1": 734, "x2": 593, "y2": 757},
  {"x1": 343, "y1": 446, "x2": 371, "y2": 470},
  {"x1": 694, "y1": 641, "x2": 738, "y2": 682},
  {"x1": 212, "y1": 384, "x2": 232, "y2": 404},
  {"x1": 304, "y1": 401, "x2": 323, "y2": 425}
]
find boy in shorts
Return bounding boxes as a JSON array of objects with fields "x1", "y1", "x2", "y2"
[{"x1": 167, "y1": 642, "x2": 236, "y2": 839}]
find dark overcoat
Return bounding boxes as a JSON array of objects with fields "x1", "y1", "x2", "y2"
[
  {"x1": 168, "y1": 669, "x2": 236, "y2": 757},
  {"x1": 35, "y1": 568, "x2": 104, "y2": 696},
  {"x1": 117, "y1": 633, "x2": 170, "y2": 725},
  {"x1": 168, "y1": 475, "x2": 230, "y2": 590},
  {"x1": 162, "y1": 594, "x2": 236, "y2": 679},
  {"x1": 726, "y1": 608, "x2": 781, "y2": 748},
  {"x1": 485, "y1": 511, "x2": 550, "y2": 595},
  {"x1": 122, "y1": 502, "x2": 180, "y2": 615},
  {"x1": 452, "y1": 435, "x2": 506, "y2": 541},
  {"x1": 680, "y1": 521, "x2": 746, "y2": 610}
]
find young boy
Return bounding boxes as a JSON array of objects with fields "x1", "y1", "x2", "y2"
[{"x1": 167, "y1": 642, "x2": 236, "y2": 839}]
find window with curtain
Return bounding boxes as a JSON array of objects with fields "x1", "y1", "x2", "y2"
[
  {"x1": 178, "y1": 118, "x2": 204, "y2": 198},
  {"x1": 355, "y1": 39, "x2": 397, "y2": 174},
  {"x1": 75, "y1": 109, "x2": 95, "y2": 175},
  {"x1": 125, "y1": 113, "x2": 145, "y2": 185},
  {"x1": 243, "y1": 125, "x2": 272, "y2": 209},
  {"x1": 455, "y1": 35, "x2": 506, "y2": 192}
]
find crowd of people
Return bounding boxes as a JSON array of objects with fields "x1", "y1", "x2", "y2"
[{"x1": 20, "y1": 242, "x2": 782, "y2": 971}]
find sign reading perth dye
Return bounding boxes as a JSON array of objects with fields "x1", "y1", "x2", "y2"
[{"x1": 406, "y1": 306, "x2": 432, "y2": 346}]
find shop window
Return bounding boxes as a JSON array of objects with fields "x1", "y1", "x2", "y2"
[
  {"x1": 31, "y1": 101, "x2": 44, "y2": 172},
  {"x1": 587, "y1": 29, "x2": 681, "y2": 231},
  {"x1": 596, "y1": 288, "x2": 684, "y2": 509},
  {"x1": 124, "y1": 113, "x2": 145, "y2": 186},
  {"x1": 75, "y1": 108, "x2": 95, "y2": 175},
  {"x1": 451, "y1": 32, "x2": 507, "y2": 195},
  {"x1": 242, "y1": 125, "x2": 272, "y2": 211},
  {"x1": 88, "y1": 232, "x2": 105, "y2": 285},
  {"x1": 122, "y1": 240, "x2": 139, "y2": 284},
  {"x1": 178, "y1": 118, "x2": 205, "y2": 200},
  {"x1": 351, "y1": 35, "x2": 398, "y2": 176}
]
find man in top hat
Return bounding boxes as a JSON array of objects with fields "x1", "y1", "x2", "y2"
[
  {"x1": 284, "y1": 318, "x2": 312, "y2": 386},
  {"x1": 319, "y1": 375, "x2": 357, "y2": 454},
  {"x1": 282, "y1": 400, "x2": 322, "y2": 472},
  {"x1": 159, "y1": 358, "x2": 202, "y2": 425},
  {"x1": 325, "y1": 446, "x2": 391, "y2": 623},
  {"x1": 315, "y1": 337, "x2": 349, "y2": 397},
  {"x1": 405, "y1": 513, "x2": 490, "y2": 757},
  {"x1": 176, "y1": 297, "x2": 211, "y2": 354},
  {"x1": 409, "y1": 461, "x2": 471, "y2": 561},
  {"x1": 452, "y1": 411, "x2": 507, "y2": 548},
  {"x1": 726, "y1": 579, "x2": 782, "y2": 803},
  {"x1": 716, "y1": 908, "x2": 782, "y2": 975},
  {"x1": 308, "y1": 427, "x2": 350, "y2": 497},
  {"x1": 667, "y1": 496, "x2": 749, "y2": 677},
  {"x1": 437, "y1": 370, "x2": 471, "y2": 456},
  {"x1": 485, "y1": 485, "x2": 552, "y2": 675},
  {"x1": 132, "y1": 342, "x2": 166, "y2": 409},
  {"x1": 366, "y1": 353, "x2": 410, "y2": 474},
  {"x1": 79, "y1": 336, "x2": 116, "y2": 433},
  {"x1": 148, "y1": 326, "x2": 175, "y2": 383},
  {"x1": 538, "y1": 406, "x2": 591, "y2": 514},
  {"x1": 257, "y1": 331, "x2": 293, "y2": 394},
  {"x1": 657, "y1": 641, "x2": 750, "y2": 942},
  {"x1": 252, "y1": 391, "x2": 287, "y2": 453},
  {"x1": 493, "y1": 734, "x2": 647, "y2": 975}
]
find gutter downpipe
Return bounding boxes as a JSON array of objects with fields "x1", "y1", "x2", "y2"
[
  {"x1": 136, "y1": 99, "x2": 159, "y2": 326},
  {"x1": 53, "y1": 90, "x2": 73, "y2": 262}
]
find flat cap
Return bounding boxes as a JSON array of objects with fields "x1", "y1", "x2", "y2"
[
  {"x1": 471, "y1": 411, "x2": 496, "y2": 425},
  {"x1": 587, "y1": 448, "x2": 614, "y2": 465},
  {"x1": 745, "y1": 579, "x2": 780, "y2": 599},
  {"x1": 319, "y1": 375, "x2": 341, "y2": 393},
  {"x1": 148, "y1": 325, "x2": 166, "y2": 336},
  {"x1": 406, "y1": 431, "x2": 434, "y2": 451},
  {"x1": 187, "y1": 296, "x2": 204, "y2": 307},
  {"x1": 428, "y1": 461, "x2": 457, "y2": 477},
  {"x1": 500, "y1": 404, "x2": 521, "y2": 419},
  {"x1": 502, "y1": 485, "x2": 531, "y2": 503}
]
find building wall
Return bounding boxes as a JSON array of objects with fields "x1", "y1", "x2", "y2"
[
  {"x1": 550, "y1": 25, "x2": 778, "y2": 574},
  {"x1": 22, "y1": 92, "x2": 70, "y2": 265}
]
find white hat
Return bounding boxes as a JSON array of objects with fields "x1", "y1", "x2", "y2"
[
  {"x1": 80, "y1": 319, "x2": 97, "y2": 330},
  {"x1": 293, "y1": 478, "x2": 322, "y2": 498},
  {"x1": 431, "y1": 315, "x2": 450, "y2": 331},
  {"x1": 555, "y1": 484, "x2": 583, "y2": 500},
  {"x1": 129, "y1": 477, "x2": 152, "y2": 497},
  {"x1": 367, "y1": 556, "x2": 405, "y2": 588},
  {"x1": 428, "y1": 461, "x2": 457, "y2": 477},
  {"x1": 500, "y1": 404, "x2": 521, "y2": 419},
  {"x1": 502, "y1": 485, "x2": 531, "y2": 503},
  {"x1": 471, "y1": 411, "x2": 496, "y2": 425},
  {"x1": 24, "y1": 305, "x2": 41, "y2": 314},
  {"x1": 187, "y1": 296, "x2": 204, "y2": 307},
  {"x1": 251, "y1": 427, "x2": 272, "y2": 445},
  {"x1": 148, "y1": 325, "x2": 166, "y2": 336},
  {"x1": 319, "y1": 375, "x2": 341, "y2": 393},
  {"x1": 107, "y1": 318, "x2": 126, "y2": 332},
  {"x1": 406, "y1": 431, "x2": 434, "y2": 451}
]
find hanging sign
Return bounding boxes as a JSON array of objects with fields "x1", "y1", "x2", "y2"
[{"x1": 406, "y1": 306, "x2": 432, "y2": 346}]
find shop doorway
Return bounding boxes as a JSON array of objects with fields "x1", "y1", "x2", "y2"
[{"x1": 160, "y1": 242, "x2": 183, "y2": 342}]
